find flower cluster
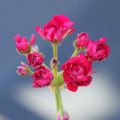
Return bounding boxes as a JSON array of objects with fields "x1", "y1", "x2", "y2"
[
  {"x1": 62, "y1": 33, "x2": 110, "y2": 92},
  {"x1": 15, "y1": 14, "x2": 110, "y2": 120},
  {"x1": 15, "y1": 14, "x2": 110, "y2": 91},
  {"x1": 15, "y1": 34, "x2": 53, "y2": 88}
]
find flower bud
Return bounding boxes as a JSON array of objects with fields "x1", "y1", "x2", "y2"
[
  {"x1": 86, "y1": 37, "x2": 110, "y2": 61},
  {"x1": 32, "y1": 65, "x2": 53, "y2": 88},
  {"x1": 74, "y1": 32, "x2": 90, "y2": 50},
  {"x1": 27, "y1": 52, "x2": 44, "y2": 70},
  {"x1": 57, "y1": 112, "x2": 69, "y2": 120},
  {"x1": 50, "y1": 58, "x2": 58, "y2": 69},
  {"x1": 17, "y1": 62, "x2": 31, "y2": 76},
  {"x1": 14, "y1": 34, "x2": 36, "y2": 54}
]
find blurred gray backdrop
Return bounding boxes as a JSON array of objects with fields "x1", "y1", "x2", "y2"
[{"x1": 0, "y1": 0, "x2": 120, "y2": 120}]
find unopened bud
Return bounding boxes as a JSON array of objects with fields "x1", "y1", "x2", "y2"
[
  {"x1": 17, "y1": 62, "x2": 32, "y2": 76},
  {"x1": 57, "y1": 112, "x2": 69, "y2": 120},
  {"x1": 50, "y1": 58, "x2": 58, "y2": 68}
]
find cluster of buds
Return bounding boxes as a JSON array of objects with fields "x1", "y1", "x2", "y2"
[
  {"x1": 15, "y1": 34, "x2": 53, "y2": 88},
  {"x1": 62, "y1": 33, "x2": 110, "y2": 92},
  {"x1": 15, "y1": 15, "x2": 110, "y2": 120}
]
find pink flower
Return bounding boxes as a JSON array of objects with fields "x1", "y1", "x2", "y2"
[
  {"x1": 17, "y1": 62, "x2": 30, "y2": 76},
  {"x1": 27, "y1": 52, "x2": 44, "y2": 69},
  {"x1": 36, "y1": 15, "x2": 75, "y2": 43},
  {"x1": 57, "y1": 112, "x2": 69, "y2": 120},
  {"x1": 87, "y1": 37, "x2": 110, "y2": 61},
  {"x1": 62, "y1": 54, "x2": 92, "y2": 92},
  {"x1": 75, "y1": 32, "x2": 90, "y2": 49},
  {"x1": 32, "y1": 66, "x2": 53, "y2": 88},
  {"x1": 14, "y1": 34, "x2": 36, "y2": 54}
]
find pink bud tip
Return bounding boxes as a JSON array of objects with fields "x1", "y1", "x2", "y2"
[
  {"x1": 35, "y1": 26, "x2": 40, "y2": 31},
  {"x1": 14, "y1": 34, "x2": 21, "y2": 42},
  {"x1": 30, "y1": 34, "x2": 36, "y2": 45}
]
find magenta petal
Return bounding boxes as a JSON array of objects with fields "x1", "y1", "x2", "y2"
[
  {"x1": 30, "y1": 34, "x2": 36, "y2": 45},
  {"x1": 14, "y1": 34, "x2": 21, "y2": 42},
  {"x1": 67, "y1": 83, "x2": 78, "y2": 92},
  {"x1": 35, "y1": 26, "x2": 46, "y2": 39},
  {"x1": 99, "y1": 37, "x2": 107, "y2": 43},
  {"x1": 53, "y1": 15, "x2": 70, "y2": 24}
]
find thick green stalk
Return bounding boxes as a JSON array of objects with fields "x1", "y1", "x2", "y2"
[
  {"x1": 52, "y1": 43, "x2": 58, "y2": 77},
  {"x1": 57, "y1": 88, "x2": 64, "y2": 116},
  {"x1": 55, "y1": 88, "x2": 60, "y2": 112},
  {"x1": 52, "y1": 43, "x2": 64, "y2": 117}
]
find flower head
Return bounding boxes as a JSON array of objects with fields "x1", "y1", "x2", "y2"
[
  {"x1": 36, "y1": 15, "x2": 75, "y2": 43},
  {"x1": 62, "y1": 54, "x2": 92, "y2": 92},
  {"x1": 17, "y1": 62, "x2": 31, "y2": 76},
  {"x1": 27, "y1": 52, "x2": 44, "y2": 69},
  {"x1": 87, "y1": 37, "x2": 110, "y2": 61},
  {"x1": 14, "y1": 34, "x2": 36, "y2": 54},
  {"x1": 32, "y1": 65, "x2": 53, "y2": 88},
  {"x1": 75, "y1": 32, "x2": 90, "y2": 49}
]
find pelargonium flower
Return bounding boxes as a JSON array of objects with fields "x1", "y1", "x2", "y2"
[
  {"x1": 75, "y1": 32, "x2": 90, "y2": 49},
  {"x1": 36, "y1": 15, "x2": 75, "y2": 43},
  {"x1": 87, "y1": 37, "x2": 110, "y2": 61},
  {"x1": 27, "y1": 52, "x2": 44, "y2": 69},
  {"x1": 32, "y1": 65, "x2": 53, "y2": 88},
  {"x1": 62, "y1": 54, "x2": 92, "y2": 92},
  {"x1": 14, "y1": 14, "x2": 111, "y2": 120},
  {"x1": 17, "y1": 62, "x2": 30, "y2": 76},
  {"x1": 14, "y1": 34, "x2": 36, "y2": 54}
]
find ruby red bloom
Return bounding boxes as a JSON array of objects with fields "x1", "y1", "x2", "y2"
[
  {"x1": 32, "y1": 66, "x2": 53, "y2": 88},
  {"x1": 17, "y1": 62, "x2": 30, "y2": 76},
  {"x1": 36, "y1": 15, "x2": 75, "y2": 43},
  {"x1": 62, "y1": 54, "x2": 92, "y2": 92},
  {"x1": 28, "y1": 52, "x2": 44, "y2": 69},
  {"x1": 87, "y1": 37, "x2": 110, "y2": 61},
  {"x1": 75, "y1": 32, "x2": 90, "y2": 49},
  {"x1": 14, "y1": 34, "x2": 36, "y2": 54}
]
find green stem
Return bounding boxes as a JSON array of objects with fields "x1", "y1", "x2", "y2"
[
  {"x1": 71, "y1": 48, "x2": 79, "y2": 57},
  {"x1": 52, "y1": 44, "x2": 58, "y2": 60},
  {"x1": 52, "y1": 43, "x2": 64, "y2": 118},
  {"x1": 52, "y1": 43, "x2": 58, "y2": 77},
  {"x1": 28, "y1": 69, "x2": 34, "y2": 75},
  {"x1": 57, "y1": 88, "x2": 64, "y2": 116},
  {"x1": 55, "y1": 89, "x2": 60, "y2": 112}
]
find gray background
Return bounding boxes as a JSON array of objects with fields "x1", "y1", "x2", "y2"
[{"x1": 0, "y1": 0, "x2": 120, "y2": 120}]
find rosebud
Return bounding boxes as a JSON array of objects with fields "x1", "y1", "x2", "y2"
[
  {"x1": 27, "y1": 52, "x2": 44, "y2": 69},
  {"x1": 87, "y1": 37, "x2": 110, "y2": 61},
  {"x1": 74, "y1": 32, "x2": 90, "y2": 50},
  {"x1": 57, "y1": 112, "x2": 69, "y2": 120},
  {"x1": 14, "y1": 34, "x2": 36, "y2": 54},
  {"x1": 32, "y1": 65, "x2": 53, "y2": 88},
  {"x1": 17, "y1": 62, "x2": 31, "y2": 76}
]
